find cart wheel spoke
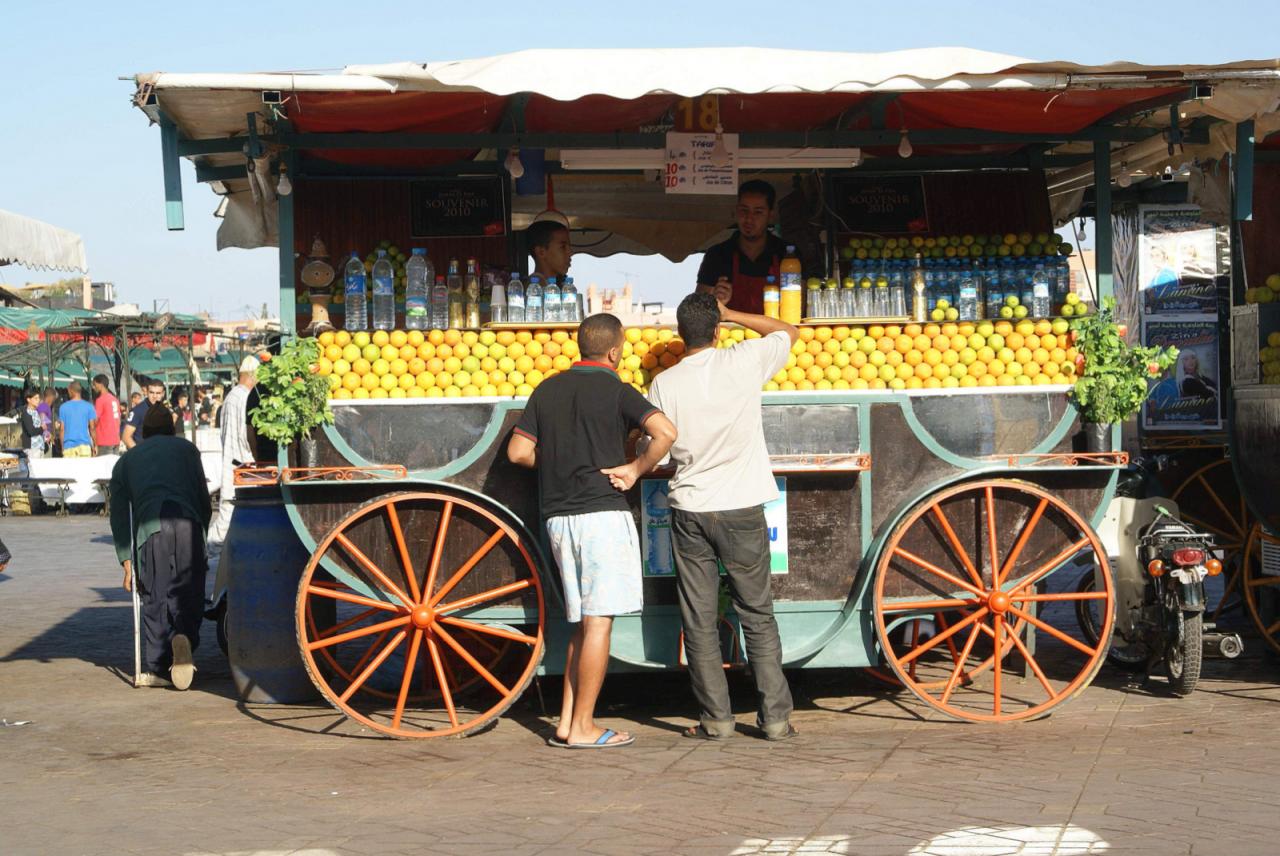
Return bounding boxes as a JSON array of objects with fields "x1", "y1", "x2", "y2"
[
  {"x1": 898, "y1": 607, "x2": 988, "y2": 666},
  {"x1": 306, "y1": 615, "x2": 411, "y2": 651},
  {"x1": 435, "y1": 578, "x2": 533, "y2": 615},
  {"x1": 891, "y1": 547, "x2": 985, "y2": 598},
  {"x1": 1246, "y1": 574, "x2": 1280, "y2": 589},
  {"x1": 385, "y1": 501, "x2": 421, "y2": 604},
  {"x1": 1003, "y1": 620, "x2": 1056, "y2": 700},
  {"x1": 1008, "y1": 537, "x2": 1090, "y2": 595},
  {"x1": 433, "y1": 623, "x2": 511, "y2": 696},
  {"x1": 422, "y1": 500, "x2": 453, "y2": 603},
  {"x1": 392, "y1": 630, "x2": 424, "y2": 729},
  {"x1": 338, "y1": 630, "x2": 406, "y2": 703},
  {"x1": 1197, "y1": 474, "x2": 1245, "y2": 539},
  {"x1": 334, "y1": 532, "x2": 415, "y2": 608},
  {"x1": 997, "y1": 497, "x2": 1048, "y2": 588},
  {"x1": 866, "y1": 597, "x2": 979, "y2": 614},
  {"x1": 425, "y1": 632, "x2": 459, "y2": 728},
  {"x1": 349, "y1": 629, "x2": 392, "y2": 678},
  {"x1": 429, "y1": 529, "x2": 508, "y2": 607},
  {"x1": 984, "y1": 486, "x2": 1001, "y2": 585},
  {"x1": 315, "y1": 606, "x2": 384, "y2": 639},
  {"x1": 1011, "y1": 591, "x2": 1108, "y2": 603},
  {"x1": 1007, "y1": 604, "x2": 1097, "y2": 657},
  {"x1": 305, "y1": 584, "x2": 401, "y2": 611},
  {"x1": 991, "y1": 614, "x2": 1003, "y2": 718},
  {"x1": 930, "y1": 505, "x2": 984, "y2": 589},
  {"x1": 939, "y1": 622, "x2": 982, "y2": 705},
  {"x1": 437, "y1": 616, "x2": 538, "y2": 646}
]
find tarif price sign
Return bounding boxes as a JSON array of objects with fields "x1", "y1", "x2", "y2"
[{"x1": 664, "y1": 132, "x2": 738, "y2": 195}]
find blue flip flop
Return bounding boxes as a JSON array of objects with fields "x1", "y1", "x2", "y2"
[
  {"x1": 565, "y1": 728, "x2": 635, "y2": 749},
  {"x1": 546, "y1": 735, "x2": 569, "y2": 748}
]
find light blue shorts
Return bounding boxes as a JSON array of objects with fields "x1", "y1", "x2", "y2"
[{"x1": 545, "y1": 510, "x2": 643, "y2": 623}]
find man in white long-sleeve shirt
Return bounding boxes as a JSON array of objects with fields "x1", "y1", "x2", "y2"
[{"x1": 206, "y1": 356, "x2": 258, "y2": 575}]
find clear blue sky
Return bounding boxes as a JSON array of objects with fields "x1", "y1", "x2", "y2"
[{"x1": 2, "y1": 1, "x2": 1277, "y2": 317}]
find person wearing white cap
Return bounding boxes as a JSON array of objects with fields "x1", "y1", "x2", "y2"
[{"x1": 206, "y1": 355, "x2": 259, "y2": 576}]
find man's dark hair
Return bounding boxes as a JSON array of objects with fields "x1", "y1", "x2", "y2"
[
  {"x1": 68, "y1": 380, "x2": 83, "y2": 397},
  {"x1": 578, "y1": 313, "x2": 624, "y2": 360},
  {"x1": 145, "y1": 378, "x2": 165, "y2": 392},
  {"x1": 738, "y1": 179, "x2": 776, "y2": 209},
  {"x1": 42, "y1": 387, "x2": 55, "y2": 398},
  {"x1": 677, "y1": 291, "x2": 721, "y2": 349},
  {"x1": 526, "y1": 220, "x2": 568, "y2": 255},
  {"x1": 141, "y1": 404, "x2": 175, "y2": 438},
  {"x1": 92, "y1": 374, "x2": 110, "y2": 389}
]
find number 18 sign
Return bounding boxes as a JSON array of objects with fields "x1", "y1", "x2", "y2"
[{"x1": 664, "y1": 132, "x2": 738, "y2": 195}]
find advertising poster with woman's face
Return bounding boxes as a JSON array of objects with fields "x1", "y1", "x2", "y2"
[
  {"x1": 1141, "y1": 319, "x2": 1221, "y2": 430},
  {"x1": 1138, "y1": 206, "x2": 1219, "y2": 316}
]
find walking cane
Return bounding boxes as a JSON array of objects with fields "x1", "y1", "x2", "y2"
[{"x1": 129, "y1": 503, "x2": 142, "y2": 686}]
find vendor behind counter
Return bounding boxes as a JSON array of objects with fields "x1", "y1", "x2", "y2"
[{"x1": 695, "y1": 180, "x2": 787, "y2": 316}]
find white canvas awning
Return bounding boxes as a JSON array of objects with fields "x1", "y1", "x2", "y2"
[{"x1": 0, "y1": 209, "x2": 88, "y2": 273}]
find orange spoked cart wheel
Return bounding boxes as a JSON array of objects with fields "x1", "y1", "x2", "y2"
[
  {"x1": 1242, "y1": 523, "x2": 1280, "y2": 655},
  {"x1": 296, "y1": 491, "x2": 544, "y2": 738},
  {"x1": 1170, "y1": 458, "x2": 1252, "y2": 621},
  {"x1": 873, "y1": 479, "x2": 1114, "y2": 722}
]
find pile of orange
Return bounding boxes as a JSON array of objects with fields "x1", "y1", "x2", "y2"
[{"x1": 315, "y1": 318, "x2": 1078, "y2": 399}]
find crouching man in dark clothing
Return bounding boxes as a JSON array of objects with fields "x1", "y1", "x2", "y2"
[{"x1": 109, "y1": 405, "x2": 212, "y2": 689}]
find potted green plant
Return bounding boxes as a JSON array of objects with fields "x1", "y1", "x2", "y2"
[
  {"x1": 248, "y1": 338, "x2": 335, "y2": 466},
  {"x1": 1067, "y1": 296, "x2": 1178, "y2": 452}
]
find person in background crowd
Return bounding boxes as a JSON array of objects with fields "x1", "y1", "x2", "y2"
[
  {"x1": 58, "y1": 381, "x2": 97, "y2": 458},
  {"x1": 195, "y1": 386, "x2": 214, "y2": 426},
  {"x1": 645, "y1": 292, "x2": 799, "y2": 742},
  {"x1": 19, "y1": 388, "x2": 45, "y2": 459},
  {"x1": 0, "y1": 535, "x2": 9, "y2": 574},
  {"x1": 507, "y1": 314, "x2": 677, "y2": 749},
  {"x1": 171, "y1": 390, "x2": 193, "y2": 432},
  {"x1": 110, "y1": 404, "x2": 212, "y2": 689},
  {"x1": 123, "y1": 380, "x2": 166, "y2": 449},
  {"x1": 129, "y1": 392, "x2": 142, "y2": 410},
  {"x1": 92, "y1": 374, "x2": 122, "y2": 455},
  {"x1": 37, "y1": 388, "x2": 56, "y2": 455},
  {"x1": 206, "y1": 357, "x2": 258, "y2": 578}
]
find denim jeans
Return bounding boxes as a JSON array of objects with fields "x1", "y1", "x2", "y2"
[{"x1": 671, "y1": 505, "x2": 793, "y2": 736}]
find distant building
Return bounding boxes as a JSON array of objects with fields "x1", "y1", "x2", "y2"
[
  {"x1": 12, "y1": 279, "x2": 115, "y2": 311},
  {"x1": 584, "y1": 283, "x2": 677, "y2": 326}
]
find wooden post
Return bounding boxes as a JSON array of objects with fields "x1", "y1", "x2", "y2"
[{"x1": 1093, "y1": 138, "x2": 1113, "y2": 301}]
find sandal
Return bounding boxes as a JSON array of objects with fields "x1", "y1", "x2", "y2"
[
  {"x1": 682, "y1": 724, "x2": 733, "y2": 741},
  {"x1": 566, "y1": 728, "x2": 635, "y2": 749}
]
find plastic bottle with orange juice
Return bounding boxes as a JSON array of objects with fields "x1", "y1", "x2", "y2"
[{"x1": 779, "y1": 244, "x2": 803, "y2": 324}]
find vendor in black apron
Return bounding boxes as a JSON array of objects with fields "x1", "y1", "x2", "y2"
[{"x1": 695, "y1": 180, "x2": 786, "y2": 315}]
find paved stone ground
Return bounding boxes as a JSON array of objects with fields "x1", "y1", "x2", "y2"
[{"x1": 3, "y1": 514, "x2": 1280, "y2": 856}]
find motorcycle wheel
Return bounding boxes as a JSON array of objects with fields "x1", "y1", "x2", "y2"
[
  {"x1": 1165, "y1": 611, "x2": 1203, "y2": 697},
  {"x1": 1075, "y1": 572, "x2": 1148, "y2": 671}
]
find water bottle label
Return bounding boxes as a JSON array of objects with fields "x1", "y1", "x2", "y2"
[
  {"x1": 345, "y1": 274, "x2": 365, "y2": 296},
  {"x1": 373, "y1": 275, "x2": 394, "y2": 296},
  {"x1": 509, "y1": 294, "x2": 525, "y2": 309},
  {"x1": 528, "y1": 297, "x2": 542, "y2": 309},
  {"x1": 405, "y1": 298, "x2": 427, "y2": 316}
]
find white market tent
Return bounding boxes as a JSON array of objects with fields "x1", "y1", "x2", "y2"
[
  {"x1": 0, "y1": 209, "x2": 88, "y2": 273},
  {"x1": 132, "y1": 47, "x2": 1280, "y2": 260}
]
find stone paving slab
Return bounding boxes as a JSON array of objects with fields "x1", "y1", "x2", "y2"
[{"x1": 2, "y1": 516, "x2": 1279, "y2": 856}]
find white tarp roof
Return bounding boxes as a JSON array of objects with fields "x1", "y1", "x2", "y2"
[{"x1": 0, "y1": 209, "x2": 88, "y2": 273}]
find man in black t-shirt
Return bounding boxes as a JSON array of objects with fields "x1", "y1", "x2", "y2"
[{"x1": 508, "y1": 314, "x2": 676, "y2": 749}]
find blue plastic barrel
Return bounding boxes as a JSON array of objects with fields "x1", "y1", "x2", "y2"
[{"x1": 224, "y1": 491, "x2": 326, "y2": 703}]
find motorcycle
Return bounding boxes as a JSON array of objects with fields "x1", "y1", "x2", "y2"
[{"x1": 1076, "y1": 463, "x2": 1239, "y2": 695}]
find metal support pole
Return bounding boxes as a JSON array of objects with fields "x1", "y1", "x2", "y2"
[
  {"x1": 1234, "y1": 120, "x2": 1255, "y2": 222},
  {"x1": 1093, "y1": 138, "x2": 1114, "y2": 302},
  {"x1": 278, "y1": 148, "x2": 296, "y2": 337},
  {"x1": 158, "y1": 112, "x2": 186, "y2": 231}
]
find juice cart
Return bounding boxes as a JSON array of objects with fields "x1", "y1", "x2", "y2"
[{"x1": 128, "y1": 47, "x2": 1280, "y2": 735}]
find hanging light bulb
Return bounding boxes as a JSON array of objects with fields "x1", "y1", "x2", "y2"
[
  {"x1": 1116, "y1": 172, "x2": 1132, "y2": 188},
  {"x1": 709, "y1": 124, "x2": 731, "y2": 167},
  {"x1": 1075, "y1": 219, "x2": 1088, "y2": 242},
  {"x1": 276, "y1": 163, "x2": 292, "y2": 196},
  {"x1": 898, "y1": 128, "x2": 913, "y2": 159},
  {"x1": 504, "y1": 147, "x2": 525, "y2": 179}
]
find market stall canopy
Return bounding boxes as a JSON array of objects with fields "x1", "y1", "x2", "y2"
[
  {"x1": 0, "y1": 210, "x2": 88, "y2": 273},
  {"x1": 133, "y1": 48, "x2": 1280, "y2": 258}
]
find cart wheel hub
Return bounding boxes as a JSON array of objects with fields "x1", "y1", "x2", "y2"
[
  {"x1": 987, "y1": 590, "x2": 1011, "y2": 614},
  {"x1": 411, "y1": 605, "x2": 436, "y2": 628}
]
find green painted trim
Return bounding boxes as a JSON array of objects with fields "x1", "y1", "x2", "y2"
[
  {"x1": 158, "y1": 113, "x2": 185, "y2": 231},
  {"x1": 858, "y1": 403, "x2": 873, "y2": 558},
  {"x1": 279, "y1": 486, "x2": 383, "y2": 601},
  {"x1": 277, "y1": 143, "x2": 296, "y2": 336}
]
